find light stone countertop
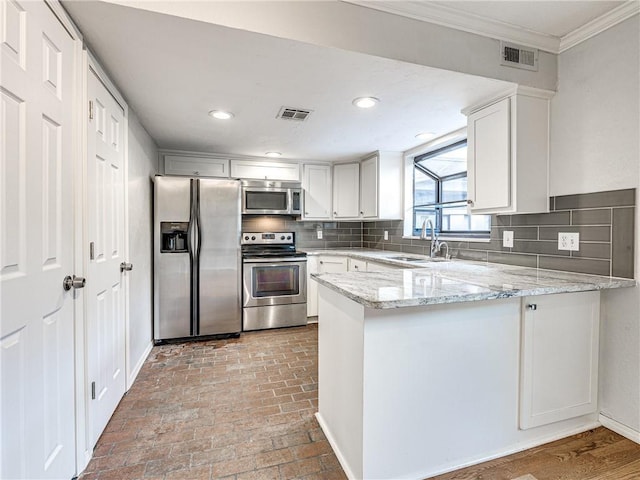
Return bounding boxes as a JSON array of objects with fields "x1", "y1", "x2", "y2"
[{"x1": 304, "y1": 249, "x2": 636, "y2": 309}]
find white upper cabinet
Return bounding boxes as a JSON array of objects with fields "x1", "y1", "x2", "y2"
[
  {"x1": 360, "y1": 152, "x2": 403, "y2": 220},
  {"x1": 230, "y1": 159, "x2": 300, "y2": 181},
  {"x1": 162, "y1": 152, "x2": 230, "y2": 178},
  {"x1": 332, "y1": 163, "x2": 360, "y2": 219},
  {"x1": 360, "y1": 156, "x2": 378, "y2": 218},
  {"x1": 303, "y1": 164, "x2": 332, "y2": 220},
  {"x1": 465, "y1": 88, "x2": 553, "y2": 215}
]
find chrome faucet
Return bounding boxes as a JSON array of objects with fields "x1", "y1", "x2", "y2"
[
  {"x1": 421, "y1": 219, "x2": 438, "y2": 258},
  {"x1": 421, "y1": 220, "x2": 451, "y2": 260}
]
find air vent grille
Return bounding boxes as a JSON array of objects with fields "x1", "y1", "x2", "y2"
[
  {"x1": 277, "y1": 107, "x2": 312, "y2": 121},
  {"x1": 500, "y1": 42, "x2": 538, "y2": 71}
]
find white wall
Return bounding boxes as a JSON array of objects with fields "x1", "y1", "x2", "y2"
[
  {"x1": 126, "y1": 110, "x2": 158, "y2": 386},
  {"x1": 550, "y1": 16, "x2": 640, "y2": 437}
]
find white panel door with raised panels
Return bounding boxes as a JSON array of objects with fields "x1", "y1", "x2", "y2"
[
  {"x1": 86, "y1": 67, "x2": 127, "y2": 449},
  {"x1": 0, "y1": 1, "x2": 77, "y2": 478}
]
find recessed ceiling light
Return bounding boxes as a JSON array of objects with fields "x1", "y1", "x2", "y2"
[
  {"x1": 208, "y1": 110, "x2": 234, "y2": 120},
  {"x1": 415, "y1": 132, "x2": 436, "y2": 140},
  {"x1": 352, "y1": 97, "x2": 380, "y2": 109},
  {"x1": 265, "y1": 152, "x2": 282, "y2": 158}
]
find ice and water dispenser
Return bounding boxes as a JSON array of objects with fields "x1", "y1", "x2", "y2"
[{"x1": 160, "y1": 222, "x2": 189, "y2": 253}]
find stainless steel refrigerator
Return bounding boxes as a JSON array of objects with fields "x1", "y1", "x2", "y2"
[{"x1": 154, "y1": 176, "x2": 241, "y2": 341}]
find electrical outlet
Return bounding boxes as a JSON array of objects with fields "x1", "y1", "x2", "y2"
[
  {"x1": 558, "y1": 232, "x2": 580, "y2": 251},
  {"x1": 317, "y1": 230, "x2": 323, "y2": 240},
  {"x1": 502, "y1": 230, "x2": 514, "y2": 248},
  {"x1": 384, "y1": 231, "x2": 389, "y2": 241}
]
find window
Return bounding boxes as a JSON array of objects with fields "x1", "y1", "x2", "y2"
[{"x1": 413, "y1": 140, "x2": 490, "y2": 237}]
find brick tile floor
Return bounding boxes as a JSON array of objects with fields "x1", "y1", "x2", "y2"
[{"x1": 80, "y1": 324, "x2": 346, "y2": 480}]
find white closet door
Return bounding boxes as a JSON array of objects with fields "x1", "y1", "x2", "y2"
[
  {"x1": 85, "y1": 67, "x2": 127, "y2": 449},
  {"x1": 1, "y1": 1, "x2": 77, "y2": 478}
]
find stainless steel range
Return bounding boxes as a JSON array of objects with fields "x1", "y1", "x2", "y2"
[{"x1": 241, "y1": 232, "x2": 307, "y2": 331}]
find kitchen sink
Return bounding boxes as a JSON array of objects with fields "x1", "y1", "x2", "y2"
[{"x1": 387, "y1": 256, "x2": 427, "y2": 262}]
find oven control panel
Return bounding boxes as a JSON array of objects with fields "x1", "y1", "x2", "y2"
[{"x1": 241, "y1": 232, "x2": 294, "y2": 245}]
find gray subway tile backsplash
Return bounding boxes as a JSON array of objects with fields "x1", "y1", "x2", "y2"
[
  {"x1": 553, "y1": 188, "x2": 635, "y2": 210},
  {"x1": 612, "y1": 207, "x2": 635, "y2": 279},
  {"x1": 571, "y1": 208, "x2": 612, "y2": 225},
  {"x1": 244, "y1": 188, "x2": 635, "y2": 279},
  {"x1": 538, "y1": 256, "x2": 611, "y2": 277}
]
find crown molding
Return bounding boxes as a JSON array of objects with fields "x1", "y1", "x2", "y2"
[
  {"x1": 343, "y1": 1, "x2": 560, "y2": 52},
  {"x1": 344, "y1": 0, "x2": 640, "y2": 55},
  {"x1": 559, "y1": 1, "x2": 640, "y2": 53}
]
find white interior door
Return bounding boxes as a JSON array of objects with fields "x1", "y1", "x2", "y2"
[
  {"x1": 85, "y1": 67, "x2": 127, "y2": 449},
  {"x1": 0, "y1": 1, "x2": 77, "y2": 478}
]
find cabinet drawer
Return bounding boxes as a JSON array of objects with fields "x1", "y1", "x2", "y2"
[
  {"x1": 318, "y1": 256, "x2": 348, "y2": 273},
  {"x1": 348, "y1": 258, "x2": 367, "y2": 272}
]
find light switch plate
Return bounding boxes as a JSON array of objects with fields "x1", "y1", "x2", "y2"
[
  {"x1": 317, "y1": 230, "x2": 323, "y2": 240},
  {"x1": 503, "y1": 230, "x2": 514, "y2": 248},
  {"x1": 558, "y1": 232, "x2": 579, "y2": 251}
]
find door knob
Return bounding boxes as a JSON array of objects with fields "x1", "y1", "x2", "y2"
[
  {"x1": 63, "y1": 275, "x2": 86, "y2": 291},
  {"x1": 120, "y1": 262, "x2": 133, "y2": 272}
]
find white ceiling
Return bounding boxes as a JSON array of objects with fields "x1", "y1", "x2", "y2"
[
  {"x1": 432, "y1": 1, "x2": 626, "y2": 37},
  {"x1": 62, "y1": 1, "x2": 631, "y2": 163}
]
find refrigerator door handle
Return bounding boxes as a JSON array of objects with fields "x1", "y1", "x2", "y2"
[{"x1": 188, "y1": 179, "x2": 201, "y2": 336}]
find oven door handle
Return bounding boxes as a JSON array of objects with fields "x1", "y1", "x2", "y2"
[{"x1": 243, "y1": 257, "x2": 307, "y2": 264}]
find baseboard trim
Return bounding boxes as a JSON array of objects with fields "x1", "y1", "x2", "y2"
[
  {"x1": 411, "y1": 421, "x2": 602, "y2": 479},
  {"x1": 315, "y1": 412, "x2": 357, "y2": 480},
  {"x1": 127, "y1": 341, "x2": 153, "y2": 390},
  {"x1": 599, "y1": 414, "x2": 640, "y2": 444}
]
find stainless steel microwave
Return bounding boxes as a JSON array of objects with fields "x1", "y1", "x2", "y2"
[{"x1": 241, "y1": 180, "x2": 302, "y2": 215}]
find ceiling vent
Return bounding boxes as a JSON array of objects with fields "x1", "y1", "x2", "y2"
[
  {"x1": 277, "y1": 107, "x2": 312, "y2": 121},
  {"x1": 500, "y1": 41, "x2": 538, "y2": 71}
]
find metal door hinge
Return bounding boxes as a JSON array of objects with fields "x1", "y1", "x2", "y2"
[
  {"x1": 90, "y1": 241, "x2": 95, "y2": 260},
  {"x1": 89, "y1": 100, "x2": 94, "y2": 120},
  {"x1": 91, "y1": 381, "x2": 96, "y2": 400}
]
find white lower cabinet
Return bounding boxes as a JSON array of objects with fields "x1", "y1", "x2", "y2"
[
  {"x1": 307, "y1": 256, "x2": 318, "y2": 317},
  {"x1": 308, "y1": 256, "x2": 348, "y2": 317},
  {"x1": 519, "y1": 291, "x2": 600, "y2": 429}
]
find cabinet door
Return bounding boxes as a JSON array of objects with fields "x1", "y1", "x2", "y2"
[
  {"x1": 332, "y1": 163, "x2": 360, "y2": 218},
  {"x1": 467, "y1": 98, "x2": 511, "y2": 212},
  {"x1": 360, "y1": 156, "x2": 378, "y2": 218},
  {"x1": 307, "y1": 256, "x2": 318, "y2": 317},
  {"x1": 303, "y1": 164, "x2": 332, "y2": 219},
  {"x1": 318, "y1": 256, "x2": 348, "y2": 273},
  {"x1": 348, "y1": 258, "x2": 367, "y2": 272},
  {"x1": 230, "y1": 160, "x2": 300, "y2": 181},
  {"x1": 163, "y1": 154, "x2": 229, "y2": 177},
  {"x1": 520, "y1": 291, "x2": 600, "y2": 429}
]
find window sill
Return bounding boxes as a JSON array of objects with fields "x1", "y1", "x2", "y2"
[{"x1": 403, "y1": 235, "x2": 491, "y2": 243}]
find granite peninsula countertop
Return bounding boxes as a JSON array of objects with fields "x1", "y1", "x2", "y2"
[{"x1": 305, "y1": 249, "x2": 636, "y2": 309}]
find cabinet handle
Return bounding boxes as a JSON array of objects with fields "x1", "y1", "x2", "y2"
[
  {"x1": 526, "y1": 304, "x2": 537, "y2": 311},
  {"x1": 333, "y1": 212, "x2": 337, "y2": 215},
  {"x1": 305, "y1": 212, "x2": 309, "y2": 215},
  {"x1": 319, "y1": 261, "x2": 324, "y2": 265},
  {"x1": 467, "y1": 199, "x2": 474, "y2": 206}
]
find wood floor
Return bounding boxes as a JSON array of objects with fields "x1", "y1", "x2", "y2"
[{"x1": 431, "y1": 427, "x2": 640, "y2": 480}]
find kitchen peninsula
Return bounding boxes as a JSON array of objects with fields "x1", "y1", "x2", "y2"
[{"x1": 312, "y1": 259, "x2": 635, "y2": 479}]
